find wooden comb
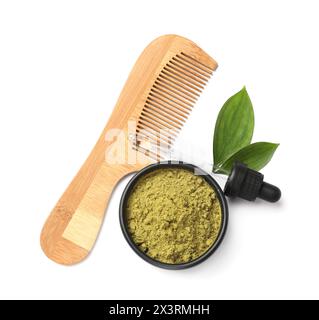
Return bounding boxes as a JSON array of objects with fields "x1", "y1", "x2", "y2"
[{"x1": 40, "y1": 35, "x2": 218, "y2": 265}]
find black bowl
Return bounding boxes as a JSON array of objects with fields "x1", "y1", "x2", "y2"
[{"x1": 119, "y1": 161, "x2": 228, "y2": 269}]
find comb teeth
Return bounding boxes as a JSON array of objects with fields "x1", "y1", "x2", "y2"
[{"x1": 134, "y1": 52, "x2": 214, "y2": 158}]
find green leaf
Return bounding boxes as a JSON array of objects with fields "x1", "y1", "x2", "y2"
[
  {"x1": 214, "y1": 142, "x2": 279, "y2": 175},
  {"x1": 213, "y1": 87, "x2": 254, "y2": 171}
]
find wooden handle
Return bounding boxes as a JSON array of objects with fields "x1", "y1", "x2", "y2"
[
  {"x1": 40, "y1": 160, "x2": 131, "y2": 264},
  {"x1": 40, "y1": 124, "x2": 141, "y2": 265}
]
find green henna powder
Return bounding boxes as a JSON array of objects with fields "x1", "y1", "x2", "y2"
[{"x1": 126, "y1": 168, "x2": 222, "y2": 264}]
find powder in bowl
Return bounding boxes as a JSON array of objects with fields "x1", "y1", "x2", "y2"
[{"x1": 125, "y1": 168, "x2": 222, "y2": 264}]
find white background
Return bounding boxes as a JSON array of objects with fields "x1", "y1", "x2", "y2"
[{"x1": 0, "y1": 0, "x2": 318, "y2": 300}]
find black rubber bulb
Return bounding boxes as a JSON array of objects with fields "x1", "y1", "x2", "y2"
[
  {"x1": 258, "y1": 182, "x2": 281, "y2": 202},
  {"x1": 224, "y1": 162, "x2": 281, "y2": 202}
]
